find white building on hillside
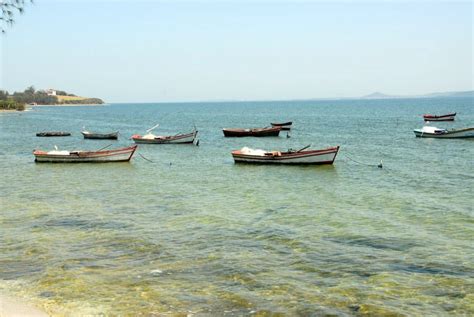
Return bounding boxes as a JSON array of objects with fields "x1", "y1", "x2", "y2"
[{"x1": 46, "y1": 89, "x2": 57, "y2": 96}]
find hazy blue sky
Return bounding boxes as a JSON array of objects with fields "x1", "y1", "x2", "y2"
[{"x1": 1, "y1": 0, "x2": 472, "y2": 102}]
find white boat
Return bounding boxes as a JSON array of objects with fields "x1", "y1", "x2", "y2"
[
  {"x1": 414, "y1": 126, "x2": 474, "y2": 138},
  {"x1": 231, "y1": 146, "x2": 340, "y2": 165},
  {"x1": 131, "y1": 123, "x2": 198, "y2": 144},
  {"x1": 81, "y1": 130, "x2": 119, "y2": 139},
  {"x1": 34, "y1": 145, "x2": 137, "y2": 163},
  {"x1": 132, "y1": 130, "x2": 197, "y2": 144}
]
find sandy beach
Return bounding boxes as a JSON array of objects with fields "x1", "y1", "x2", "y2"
[
  {"x1": 0, "y1": 294, "x2": 48, "y2": 317},
  {"x1": 0, "y1": 110, "x2": 24, "y2": 113},
  {"x1": 32, "y1": 104, "x2": 105, "y2": 107}
]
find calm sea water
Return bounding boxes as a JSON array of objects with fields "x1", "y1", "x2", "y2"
[{"x1": 1, "y1": 98, "x2": 473, "y2": 316}]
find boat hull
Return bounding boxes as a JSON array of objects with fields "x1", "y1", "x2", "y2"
[
  {"x1": 82, "y1": 131, "x2": 119, "y2": 140},
  {"x1": 132, "y1": 131, "x2": 197, "y2": 144},
  {"x1": 36, "y1": 132, "x2": 71, "y2": 137},
  {"x1": 232, "y1": 146, "x2": 339, "y2": 164},
  {"x1": 423, "y1": 113, "x2": 456, "y2": 122},
  {"x1": 271, "y1": 122, "x2": 292, "y2": 130},
  {"x1": 34, "y1": 145, "x2": 137, "y2": 163},
  {"x1": 414, "y1": 127, "x2": 474, "y2": 138},
  {"x1": 223, "y1": 127, "x2": 281, "y2": 137}
]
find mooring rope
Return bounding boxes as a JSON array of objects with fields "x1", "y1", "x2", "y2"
[
  {"x1": 343, "y1": 152, "x2": 383, "y2": 168},
  {"x1": 138, "y1": 153, "x2": 154, "y2": 163}
]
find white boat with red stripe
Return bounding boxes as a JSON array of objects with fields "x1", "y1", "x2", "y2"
[
  {"x1": 132, "y1": 130, "x2": 197, "y2": 144},
  {"x1": 131, "y1": 123, "x2": 198, "y2": 144},
  {"x1": 414, "y1": 126, "x2": 474, "y2": 138},
  {"x1": 232, "y1": 145, "x2": 340, "y2": 165},
  {"x1": 34, "y1": 145, "x2": 137, "y2": 163}
]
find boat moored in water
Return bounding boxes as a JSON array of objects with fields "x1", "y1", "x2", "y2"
[
  {"x1": 270, "y1": 121, "x2": 292, "y2": 130},
  {"x1": 231, "y1": 145, "x2": 340, "y2": 164},
  {"x1": 223, "y1": 126, "x2": 281, "y2": 137},
  {"x1": 82, "y1": 130, "x2": 119, "y2": 140},
  {"x1": 36, "y1": 131, "x2": 71, "y2": 137},
  {"x1": 423, "y1": 112, "x2": 456, "y2": 122},
  {"x1": 33, "y1": 145, "x2": 137, "y2": 163},
  {"x1": 414, "y1": 126, "x2": 474, "y2": 138},
  {"x1": 132, "y1": 130, "x2": 197, "y2": 144}
]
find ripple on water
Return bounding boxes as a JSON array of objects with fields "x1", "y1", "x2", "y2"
[{"x1": 1, "y1": 100, "x2": 474, "y2": 315}]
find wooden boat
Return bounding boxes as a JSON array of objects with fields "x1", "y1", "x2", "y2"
[
  {"x1": 232, "y1": 145, "x2": 340, "y2": 164},
  {"x1": 82, "y1": 130, "x2": 119, "y2": 140},
  {"x1": 414, "y1": 126, "x2": 474, "y2": 138},
  {"x1": 33, "y1": 145, "x2": 137, "y2": 163},
  {"x1": 36, "y1": 131, "x2": 71, "y2": 137},
  {"x1": 223, "y1": 126, "x2": 281, "y2": 137},
  {"x1": 271, "y1": 121, "x2": 292, "y2": 130},
  {"x1": 131, "y1": 130, "x2": 197, "y2": 144},
  {"x1": 423, "y1": 112, "x2": 456, "y2": 121}
]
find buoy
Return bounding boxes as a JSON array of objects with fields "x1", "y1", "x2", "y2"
[{"x1": 378, "y1": 160, "x2": 383, "y2": 168}]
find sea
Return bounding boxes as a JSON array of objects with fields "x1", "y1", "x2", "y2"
[{"x1": 0, "y1": 97, "x2": 473, "y2": 316}]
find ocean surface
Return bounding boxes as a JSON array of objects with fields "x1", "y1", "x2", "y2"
[{"x1": 0, "y1": 98, "x2": 473, "y2": 316}]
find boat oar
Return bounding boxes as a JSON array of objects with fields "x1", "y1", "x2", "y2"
[
  {"x1": 146, "y1": 123, "x2": 160, "y2": 133},
  {"x1": 96, "y1": 144, "x2": 113, "y2": 152},
  {"x1": 296, "y1": 144, "x2": 311, "y2": 152}
]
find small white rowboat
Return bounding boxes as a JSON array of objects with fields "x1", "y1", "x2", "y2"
[
  {"x1": 132, "y1": 130, "x2": 197, "y2": 144},
  {"x1": 232, "y1": 146, "x2": 340, "y2": 165},
  {"x1": 33, "y1": 145, "x2": 137, "y2": 163},
  {"x1": 414, "y1": 126, "x2": 474, "y2": 138},
  {"x1": 82, "y1": 131, "x2": 119, "y2": 140}
]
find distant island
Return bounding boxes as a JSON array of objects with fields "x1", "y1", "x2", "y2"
[
  {"x1": 0, "y1": 86, "x2": 104, "y2": 111},
  {"x1": 360, "y1": 90, "x2": 474, "y2": 99}
]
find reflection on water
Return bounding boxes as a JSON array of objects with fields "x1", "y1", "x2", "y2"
[{"x1": 0, "y1": 98, "x2": 473, "y2": 315}]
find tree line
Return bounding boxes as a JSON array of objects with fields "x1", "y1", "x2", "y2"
[{"x1": 0, "y1": 86, "x2": 104, "y2": 110}]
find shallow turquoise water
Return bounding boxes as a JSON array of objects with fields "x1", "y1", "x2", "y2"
[{"x1": 0, "y1": 98, "x2": 473, "y2": 315}]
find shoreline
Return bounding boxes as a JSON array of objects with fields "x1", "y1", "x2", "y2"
[
  {"x1": 0, "y1": 293, "x2": 48, "y2": 317},
  {"x1": 33, "y1": 104, "x2": 105, "y2": 107}
]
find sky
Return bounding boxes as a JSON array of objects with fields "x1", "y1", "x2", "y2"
[{"x1": 0, "y1": 0, "x2": 472, "y2": 102}]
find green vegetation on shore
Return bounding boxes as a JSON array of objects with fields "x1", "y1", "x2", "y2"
[
  {"x1": 0, "y1": 90, "x2": 25, "y2": 111},
  {"x1": 0, "y1": 99, "x2": 25, "y2": 111},
  {"x1": 0, "y1": 86, "x2": 104, "y2": 110}
]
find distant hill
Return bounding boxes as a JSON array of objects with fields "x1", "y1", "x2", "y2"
[
  {"x1": 361, "y1": 92, "x2": 398, "y2": 99},
  {"x1": 361, "y1": 90, "x2": 473, "y2": 99},
  {"x1": 423, "y1": 91, "x2": 474, "y2": 98}
]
